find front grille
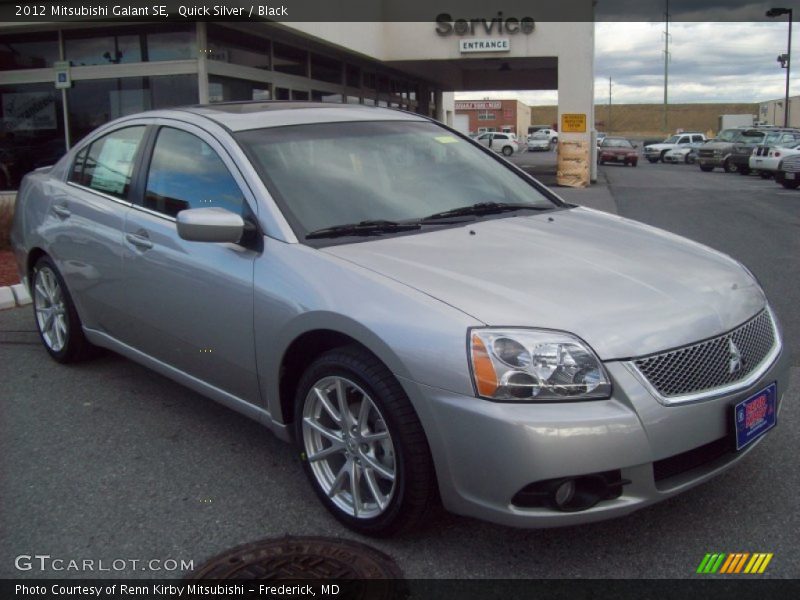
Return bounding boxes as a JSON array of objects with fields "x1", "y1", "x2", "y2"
[
  {"x1": 632, "y1": 310, "x2": 776, "y2": 399},
  {"x1": 653, "y1": 437, "x2": 732, "y2": 485},
  {"x1": 698, "y1": 149, "x2": 714, "y2": 158},
  {"x1": 781, "y1": 154, "x2": 800, "y2": 173}
]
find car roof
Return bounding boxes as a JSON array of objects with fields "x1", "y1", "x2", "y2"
[{"x1": 177, "y1": 101, "x2": 429, "y2": 132}]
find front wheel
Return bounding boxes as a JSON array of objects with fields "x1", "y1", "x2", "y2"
[
  {"x1": 31, "y1": 256, "x2": 94, "y2": 363},
  {"x1": 723, "y1": 159, "x2": 738, "y2": 173},
  {"x1": 295, "y1": 346, "x2": 438, "y2": 536},
  {"x1": 647, "y1": 158, "x2": 658, "y2": 164}
]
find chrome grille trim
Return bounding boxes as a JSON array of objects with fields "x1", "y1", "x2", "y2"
[{"x1": 626, "y1": 308, "x2": 781, "y2": 406}]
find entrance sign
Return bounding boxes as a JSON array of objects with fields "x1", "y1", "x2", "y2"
[{"x1": 459, "y1": 39, "x2": 510, "y2": 53}]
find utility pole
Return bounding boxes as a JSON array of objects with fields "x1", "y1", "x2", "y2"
[
  {"x1": 664, "y1": 0, "x2": 670, "y2": 132},
  {"x1": 608, "y1": 76, "x2": 612, "y2": 133}
]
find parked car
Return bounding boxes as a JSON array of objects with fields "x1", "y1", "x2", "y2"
[
  {"x1": 749, "y1": 135, "x2": 800, "y2": 178},
  {"x1": 11, "y1": 103, "x2": 788, "y2": 536},
  {"x1": 644, "y1": 132, "x2": 706, "y2": 163},
  {"x1": 663, "y1": 142, "x2": 703, "y2": 164},
  {"x1": 474, "y1": 131, "x2": 519, "y2": 156},
  {"x1": 726, "y1": 129, "x2": 800, "y2": 175},
  {"x1": 696, "y1": 127, "x2": 776, "y2": 173},
  {"x1": 527, "y1": 131, "x2": 553, "y2": 151},
  {"x1": 532, "y1": 128, "x2": 558, "y2": 144},
  {"x1": 597, "y1": 137, "x2": 638, "y2": 166},
  {"x1": 775, "y1": 153, "x2": 800, "y2": 189}
]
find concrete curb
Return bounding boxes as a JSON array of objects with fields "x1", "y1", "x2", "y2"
[{"x1": 0, "y1": 282, "x2": 30, "y2": 310}]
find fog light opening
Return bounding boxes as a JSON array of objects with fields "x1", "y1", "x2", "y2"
[{"x1": 554, "y1": 480, "x2": 576, "y2": 507}]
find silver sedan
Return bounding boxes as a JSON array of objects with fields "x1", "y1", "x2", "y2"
[{"x1": 10, "y1": 103, "x2": 789, "y2": 536}]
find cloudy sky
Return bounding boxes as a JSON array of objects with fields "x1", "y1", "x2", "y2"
[{"x1": 455, "y1": 22, "x2": 796, "y2": 105}]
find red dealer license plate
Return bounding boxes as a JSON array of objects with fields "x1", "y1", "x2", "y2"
[{"x1": 734, "y1": 383, "x2": 777, "y2": 450}]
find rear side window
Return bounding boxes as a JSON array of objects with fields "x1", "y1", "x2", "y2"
[
  {"x1": 692, "y1": 135, "x2": 704, "y2": 143},
  {"x1": 144, "y1": 127, "x2": 245, "y2": 218},
  {"x1": 69, "y1": 126, "x2": 146, "y2": 200}
]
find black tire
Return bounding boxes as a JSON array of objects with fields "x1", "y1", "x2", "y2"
[
  {"x1": 659, "y1": 150, "x2": 668, "y2": 163},
  {"x1": 723, "y1": 159, "x2": 738, "y2": 173},
  {"x1": 738, "y1": 166, "x2": 751, "y2": 176},
  {"x1": 647, "y1": 158, "x2": 658, "y2": 164},
  {"x1": 759, "y1": 171, "x2": 772, "y2": 179},
  {"x1": 780, "y1": 178, "x2": 800, "y2": 189},
  {"x1": 631, "y1": 161, "x2": 638, "y2": 167},
  {"x1": 31, "y1": 255, "x2": 94, "y2": 363},
  {"x1": 699, "y1": 165, "x2": 714, "y2": 172},
  {"x1": 294, "y1": 345, "x2": 438, "y2": 536},
  {"x1": 685, "y1": 154, "x2": 696, "y2": 165},
  {"x1": 502, "y1": 145, "x2": 513, "y2": 156}
]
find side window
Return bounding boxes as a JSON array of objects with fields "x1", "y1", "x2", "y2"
[
  {"x1": 69, "y1": 126, "x2": 146, "y2": 199},
  {"x1": 144, "y1": 128, "x2": 245, "y2": 218},
  {"x1": 678, "y1": 136, "x2": 689, "y2": 144}
]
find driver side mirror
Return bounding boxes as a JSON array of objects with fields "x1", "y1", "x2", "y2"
[{"x1": 176, "y1": 207, "x2": 244, "y2": 243}]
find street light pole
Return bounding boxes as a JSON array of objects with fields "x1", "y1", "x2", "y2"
[{"x1": 767, "y1": 7, "x2": 793, "y2": 127}]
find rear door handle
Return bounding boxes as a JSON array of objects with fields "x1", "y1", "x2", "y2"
[
  {"x1": 125, "y1": 233, "x2": 153, "y2": 250},
  {"x1": 52, "y1": 204, "x2": 71, "y2": 218}
]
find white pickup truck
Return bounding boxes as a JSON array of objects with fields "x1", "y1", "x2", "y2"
[{"x1": 644, "y1": 132, "x2": 707, "y2": 163}]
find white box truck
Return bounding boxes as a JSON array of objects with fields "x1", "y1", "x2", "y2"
[{"x1": 718, "y1": 114, "x2": 756, "y2": 130}]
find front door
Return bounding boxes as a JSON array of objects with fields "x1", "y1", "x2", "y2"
[{"x1": 120, "y1": 123, "x2": 261, "y2": 403}]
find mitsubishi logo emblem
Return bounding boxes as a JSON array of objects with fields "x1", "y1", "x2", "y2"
[{"x1": 728, "y1": 339, "x2": 743, "y2": 374}]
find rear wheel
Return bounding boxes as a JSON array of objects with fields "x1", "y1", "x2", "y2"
[
  {"x1": 659, "y1": 150, "x2": 668, "y2": 162},
  {"x1": 502, "y1": 145, "x2": 513, "y2": 156},
  {"x1": 31, "y1": 256, "x2": 94, "y2": 363},
  {"x1": 294, "y1": 346, "x2": 438, "y2": 536}
]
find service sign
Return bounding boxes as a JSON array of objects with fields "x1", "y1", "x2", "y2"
[{"x1": 459, "y1": 38, "x2": 510, "y2": 53}]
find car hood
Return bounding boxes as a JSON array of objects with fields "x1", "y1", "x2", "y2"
[
  {"x1": 645, "y1": 143, "x2": 672, "y2": 150},
  {"x1": 323, "y1": 207, "x2": 765, "y2": 360},
  {"x1": 601, "y1": 147, "x2": 635, "y2": 154}
]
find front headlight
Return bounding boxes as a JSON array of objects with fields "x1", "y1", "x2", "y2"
[{"x1": 469, "y1": 329, "x2": 612, "y2": 401}]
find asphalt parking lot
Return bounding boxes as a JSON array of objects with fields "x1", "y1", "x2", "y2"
[{"x1": 1, "y1": 156, "x2": 798, "y2": 580}]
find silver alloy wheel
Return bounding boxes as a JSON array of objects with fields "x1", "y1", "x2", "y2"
[
  {"x1": 302, "y1": 376, "x2": 396, "y2": 519},
  {"x1": 34, "y1": 266, "x2": 68, "y2": 352}
]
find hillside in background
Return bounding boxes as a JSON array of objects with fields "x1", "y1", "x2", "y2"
[{"x1": 530, "y1": 103, "x2": 759, "y2": 137}]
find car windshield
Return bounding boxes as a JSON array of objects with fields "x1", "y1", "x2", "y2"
[
  {"x1": 663, "y1": 135, "x2": 680, "y2": 143},
  {"x1": 236, "y1": 121, "x2": 558, "y2": 239},
  {"x1": 739, "y1": 131, "x2": 766, "y2": 142},
  {"x1": 602, "y1": 138, "x2": 633, "y2": 148},
  {"x1": 716, "y1": 129, "x2": 741, "y2": 142}
]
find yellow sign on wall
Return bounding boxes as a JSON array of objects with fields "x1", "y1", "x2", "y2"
[{"x1": 561, "y1": 113, "x2": 587, "y2": 133}]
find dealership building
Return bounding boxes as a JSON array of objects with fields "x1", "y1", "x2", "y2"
[
  {"x1": 453, "y1": 99, "x2": 533, "y2": 137},
  {"x1": 0, "y1": 17, "x2": 595, "y2": 189}
]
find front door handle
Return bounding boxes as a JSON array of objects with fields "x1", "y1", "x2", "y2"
[
  {"x1": 125, "y1": 233, "x2": 153, "y2": 250},
  {"x1": 52, "y1": 204, "x2": 71, "y2": 219}
]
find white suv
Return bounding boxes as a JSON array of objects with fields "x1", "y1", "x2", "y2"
[
  {"x1": 644, "y1": 133, "x2": 706, "y2": 163},
  {"x1": 474, "y1": 132, "x2": 520, "y2": 156}
]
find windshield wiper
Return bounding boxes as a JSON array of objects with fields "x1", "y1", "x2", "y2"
[
  {"x1": 306, "y1": 220, "x2": 421, "y2": 240},
  {"x1": 421, "y1": 202, "x2": 552, "y2": 221}
]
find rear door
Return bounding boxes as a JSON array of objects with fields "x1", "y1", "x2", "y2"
[
  {"x1": 51, "y1": 123, "x2": 148, "y2": 334},
  {"x1": 120, "y1": 121, "x2": 261, "y2": 403}
]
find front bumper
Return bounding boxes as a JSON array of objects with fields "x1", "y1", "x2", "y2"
[
  {"x1": 697, "y1": 156, "x2": 725, "y2": 167},
  {"x1": 400, "y1": 345, "x2": 790, "y2": 528}
]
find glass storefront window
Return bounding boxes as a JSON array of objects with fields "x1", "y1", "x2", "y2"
[
  {"x1": 273, "y1": 42, "x2": 306, "y2": 77},
  {"x1": 345, "y1": 65, "x2": 360, "y2": 88},
  {"x1": 0, "y1": 32, "x2": 59, "y2": 70},
  {"x1": 206, "y1": 24, "x2": 270, "y2": 69},
  {"x1": 311, "y1": 91, "x2": 342, "y2": 103},
  {"x1": 209, "y1": 76, "x2": 270, "y2": 102},
  {"x1": 310, "y1": 53, "x2": 341, "y2": 85},
  {"x1": 67, "y1": 75, "x2": 197, "y2": 143},
  {"x1": 64, "y1": 25, "x2": 195, "y2": 66},
  {"x1": 0, "y1": 83, "x2": 66, "y2": 190}
]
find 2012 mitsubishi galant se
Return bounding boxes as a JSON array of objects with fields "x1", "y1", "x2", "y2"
[{"x1": 10, "y1": 103, "x2": 789, "y2": 536}]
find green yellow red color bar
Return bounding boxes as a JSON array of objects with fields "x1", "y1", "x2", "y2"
[{"x1": 696, "y1": 553, "x2": 773, "y2": 574}]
